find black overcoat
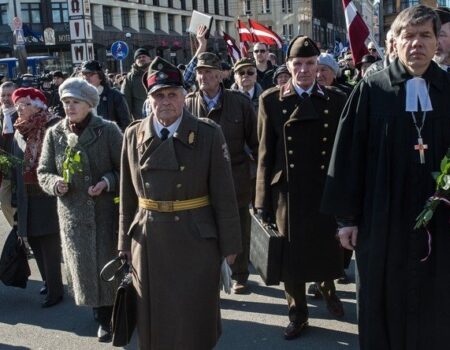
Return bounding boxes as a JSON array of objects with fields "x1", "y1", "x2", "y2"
[
  {"x1": 322, "y1": 59, "x2": 450, "y2": 350},
  {"x1": 256, "y1": 81, "x2": 346, "y2": 282}
]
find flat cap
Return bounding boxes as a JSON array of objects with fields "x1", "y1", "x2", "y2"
[
  {"x1": 317, "y1": 53, "x2": 339, "y2": 75},
  {"x1": 196, "y1": 52, "x2": 222, "y2": 70},
  {"x1": 81, "y1": 60, "x2": 103, "y2": 73},
  {"x1": 233, "y1": 58, "x2": 256, "y2": 72},
  {"x1": 286, "y1": 36, "x2": 320, "y2": 59},
  {"x1": 59, "y1": 77, "x2": 99, "y2": 108},
  {"x1": 356, "y1": 54, "x2": 377, "y2": 68},
  {"x1": 134, "y1": 48, "x2": 151, "y2": 60},
  {"x1": 143, "y1": 56, "x2": 184, "y2": 94}
]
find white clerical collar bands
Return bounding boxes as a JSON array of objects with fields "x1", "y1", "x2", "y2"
[{"x1": 405, "y1": 77, "x2": 433, "y2": 112}]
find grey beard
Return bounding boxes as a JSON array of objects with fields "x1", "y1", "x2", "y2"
[{"x1": 434, "y1": 53, "x2": 447, "y2": 65}]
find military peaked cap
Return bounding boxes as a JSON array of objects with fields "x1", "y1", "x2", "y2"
[
  {"x1": 196, "y1": 52, "x2": 222, "y2": 70},
  {"x1": 286, "y1": 36, "x2": 320, "y2": 59},
  {"x1": 143, "y1": 56, "x2": 184, "y2": 94},
  {"x1": 233, "y1": 58, "x2": 256, "y2": 72}
]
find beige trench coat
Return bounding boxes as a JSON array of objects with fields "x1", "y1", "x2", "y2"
[{"x1": 118, "y1": 109, "x2": 242, "y2": 350}]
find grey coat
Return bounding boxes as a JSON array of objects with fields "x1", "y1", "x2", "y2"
[{"x1": 37, "y1": 114, "x2": 123, "y2": 307}]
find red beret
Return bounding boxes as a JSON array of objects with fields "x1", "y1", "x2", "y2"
[{"x1": 12, "y1": 87, "x2": 47, "y2": 105}]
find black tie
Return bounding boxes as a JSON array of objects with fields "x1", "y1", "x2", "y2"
[
  {"x1": 160, "y1": 128, "x2": 170, "y2": 141},
  {"x1": 301, "y1": 92, "x2": 309, "y2": 99}
]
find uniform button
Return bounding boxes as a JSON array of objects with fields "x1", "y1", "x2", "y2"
[
  {"x1": 145, "y1": 182, "x2": 150, "y2": 189},
  {"x1": 320, "y1": 165, "x2": 325, "y2": 170},
  {"x1": 324, "y1": 123, "x2": 329, "y2": 128},
  {"x1": 282, "y1": 109, "x2": 287, "y2": 114},
  {"x1": 176, "y1": 184, "x2": 182, "y2": 189},
  {"x1": 322, "y1": 137, "x2": 328, "y2": 142},
  {"x1": 324, "y1": 109, "x2": 329, "y2": 114},
  {"x1": 174, "y1": 216, "x2": 180, "y2": 222},
  {"x1": 287, "y1": 136, "x2": 292, "y2": 141},
  {"x1": 286, "y1": 123, "x2": 291, "y2": 127},
  {"x1": 84, "y1": 176, "x2": 90, "y2": 182},
  {"x1": 148, "y1": 215, "x2": 154, "y2": 222},
  {"x1": 321, "y1": 151, "x2": 326, "y2": 155},
  {"x1": 180, "y1": 166, "x2": 185, "y2": 171},
  {"x1": 289, "y1": 164, "x2": 295, "y2": 168},
  {"x1": 288, "y1": 150, "x2": 293, "y2": 155}
]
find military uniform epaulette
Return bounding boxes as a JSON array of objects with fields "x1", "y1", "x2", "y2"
[
  {"x1": 260, "y1": 85, "x2": 280, "y2": 99},
  {"x1": 197, "y1": 117, "x2": 220, "y2": 129}
]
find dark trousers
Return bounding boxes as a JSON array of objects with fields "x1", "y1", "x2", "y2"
[
  {"x1": 28, "y1": 234, "x2": 63, "y2": 302},
  {"x1": 231, "y1": 206, "x2": 251, "y2": 284}
]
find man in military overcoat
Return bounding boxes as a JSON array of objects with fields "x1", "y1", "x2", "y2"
[
  {"x1": 185, "y1": 52, "x2": 258, "y2": 294},
  {"x1": 255, "y1": 36, "x2": 347, "y2": 340},
  {"x1": 118, "y1": 57, "x2": 242, "y2": 350}
]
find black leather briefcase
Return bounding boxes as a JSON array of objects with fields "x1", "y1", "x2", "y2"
[{"x1": 250, "y1": 213, "x2": 285, "y2": 286}]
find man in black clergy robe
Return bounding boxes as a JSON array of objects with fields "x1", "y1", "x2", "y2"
[{"x1": 322, "y1": 5, "x2": 450, "y2": 350}]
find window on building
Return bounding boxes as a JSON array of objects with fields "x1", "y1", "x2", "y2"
[
  {"x1": 214, "y1": 0, "x2": 219, "y2": 14},
  {"x1": 287, "y1": 0, "x2": 292, "y2": 13},
  {"x1": 181, "y1": 16, "x2": 187, "y2": 33},
  {"x1": 168, "y1": 14, "x2": 175, "y2": 31},
  {"x1": 154, "y1": 12, "x2": 161, "y2": 30},
  {"x1": 122, "y1": 8, "x2": 130, "y2": 27},
  {"x1": 289, "y1": 24, "x2": 294, "y2": 39},
  {"x1": 262, "y1": 0, "x2": 271, "y2": 13},
  {"x1": 138, "y1": 10, "x2": 146, "y2": 29},
  {"x1": 21, "y1": 3, "x2": 41, "y2": 24},
  {"x1": 51, "y1": 2, "x2": 68, "y2": 23},
  {"x1": 0, "y1": 4, "x2": 8, "y2": 25},
  {"x1": 283, "y1": 24, "x2": 287, "y2": 38},
  {"x1": 90, "y1": 5, "x2": 95, "y2": 24},
  {"x1": 400, "y1": 0, "x2": 418, "y2": 9},
  {"x1": 103, "y1": 6, "x2": 112, "y2": 26},
  {"x1": 181, "y1": 0, "x2": 186, "y2": 10},
  {"x1": 224, "y1": 0, "x2": 229, "y2": 16},
  {"x1": 138, "y1": 0, "x2": 145, "y2": 3},
  {"x1": 203, "y1": 0, "x2": 209, "y2": 13},
  {"x1": 154, "y1": 0, "x2": 160, "y2": 6},
  {"x1": 385, "y1": 0, "x2": 396, "y2": 14},
  {"x1": 244, "y1": 0, "x2": 251, "y2": 14},
  {"x1": 193, "y1": 0, "x2": 198, "y2": 10},
  {"x1": 168, "y1": 0, "x2": 173, "y2": 7}
]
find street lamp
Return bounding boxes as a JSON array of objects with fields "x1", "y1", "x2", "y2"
[{"x1": 125, "y1": 32, "x2": 132, "y2": 71}]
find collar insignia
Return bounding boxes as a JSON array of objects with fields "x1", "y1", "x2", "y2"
[{"x1": 188, "y1": 131, "x2": 195, "y2": 145}]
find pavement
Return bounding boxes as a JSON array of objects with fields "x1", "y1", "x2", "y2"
[{"x1": 0, "y1": 213, "x2": 359, "y2": 350}]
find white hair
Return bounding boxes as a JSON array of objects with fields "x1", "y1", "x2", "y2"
[{"x1": 30, "y1": 97, "x2": 48, "y2": 110}]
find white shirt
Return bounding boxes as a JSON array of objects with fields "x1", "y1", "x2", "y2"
[
  {"x1": 152, "y1": 115, "x2": 182, "y2": 139},
  {"x1": 240, "y1": 86, "x2": 255, "y2": 99},
  {"x1": 292, "y1": 82, "x2": 314, "y2": 97},
  {"x1": 2, "y1": 106, "x2": 16, "y2": 134},
  {"x1": 405, "y1": 77, "x2": 433, "y2": 112},
  {"x1": 202, "y1": 91, "x2": 221, "y2": 111}
]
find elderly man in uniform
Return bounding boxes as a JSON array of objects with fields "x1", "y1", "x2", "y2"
[
  {"x1": 256, "y1": 36, "x2": 347, "y2": 340},
  {"x1": 230, "y1": 58, "x2": 263, "y2": 111},
  {"x1": 118, "y1": 57, "x2": 242, "y2": 350},
  {"x1": 322, "y1": 5, "x2": 450, "y2": 350},
  {"x1": 185, "y1": 52, "x2": 258, "y2": 294}
]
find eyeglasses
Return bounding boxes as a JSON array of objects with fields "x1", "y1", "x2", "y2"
[
  {"x1": 14, "y1": 102, "x2": 32, "y2": 109},
  {"x1": 237, "y1": 70, "x2": 256, "y2": 76},
  {"x1": 253, "y1": 49, "x2": 266, "y2": 54}
]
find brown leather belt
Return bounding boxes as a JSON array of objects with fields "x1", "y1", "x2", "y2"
[{"x1": 138, "y1": 195, "x2": 210, "y2": 212}]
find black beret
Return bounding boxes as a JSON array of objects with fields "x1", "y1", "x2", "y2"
[
  {"x1": 134, "y1": 48, "x2": 151, "y2": 60},
  {"x1": 143, "y1": 56, "x2": 184, "y2": 94},
  {"x1": 286, "y1": 36, "x2": 320, "y2": 59},
  {"x1": 81, "y1": 60, "x2": 103, "y2": 73}
]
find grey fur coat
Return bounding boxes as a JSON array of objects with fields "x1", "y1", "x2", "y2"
[{"x1": 37, "y1": 113, "x2": 123, "y2": 307}]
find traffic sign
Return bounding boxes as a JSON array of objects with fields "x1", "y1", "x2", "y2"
[{"x1": 111, "y1": 41, "x2": 129, "y2": 61}]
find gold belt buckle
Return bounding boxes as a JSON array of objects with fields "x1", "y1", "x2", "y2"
[{"x1": 157, "y1": 201, "x2": 174, "y2": 212}]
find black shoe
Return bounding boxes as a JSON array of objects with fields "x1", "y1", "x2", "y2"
[
  {"x1": 97, "y1": 325, "x2": 112, "y2": 343},
  {"x1": 41, "y1": 295, "x2": 63, "y2": 308},
  {"x1": 307, "y1": 283, "x2": 322, "y2": 299},
  {"x1": 284, "y1": 320, "x2": 308, "y2": 340},
  {"x1": 39, "y1": 283, "x2": 48, "y2": 295}
]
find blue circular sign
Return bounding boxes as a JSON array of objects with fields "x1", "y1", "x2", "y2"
[{"x1": 111, "y1": 41, "x2": 129, "y2": 61}]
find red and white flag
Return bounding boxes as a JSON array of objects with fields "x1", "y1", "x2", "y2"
[
  {"x1": 342, "y1": 0, "x2": 369, "y2": 65},
  {"x1": 248, "y1": 19, "x2": 283, "y2": 49},
  {"x1": 223, "y1": 32, "x2": 241, "y2": 63},
  {"x1": 237, "y1": 19, "x2": 254, "y2": 43},
  {"x1": 240, "y1": 41, "x2": 250, "y2": 58}
]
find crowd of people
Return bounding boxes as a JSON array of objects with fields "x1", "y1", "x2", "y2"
[{"x1": 0, "y1": 4, "x2": 449, "y2": 350}]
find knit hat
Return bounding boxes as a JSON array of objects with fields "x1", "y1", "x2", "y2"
[
  {"x1": 317, "y1": 53, "x2": 339, "y2": 75},
  {"x1": 134, "y1": 48, "x2": 151, "y2": 60},
  {"x1": 12, "y1": 87, "x2": 47, "y2": 107},
  {"x1": 59, "y1": 78, "x2": 99, "y2": 108},
  {"x1": 273, "y1": 64, "x2": 290, "y2": 83}
]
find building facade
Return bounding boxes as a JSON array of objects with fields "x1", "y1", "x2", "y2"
[{"x1": 0, "y1": 0, "x2": 236, "y2": 75}]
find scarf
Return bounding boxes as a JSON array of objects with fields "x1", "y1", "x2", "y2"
[
  {"x1": 14, "y1": 110, "x2": 49, "y2": 184},
  {"x1": 69, "y1": 113, "x2": 92, "y2": 136}
]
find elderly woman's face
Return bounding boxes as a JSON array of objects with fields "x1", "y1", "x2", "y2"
[
  {"x1": 276, "y1": 72, "x2": 291, "y2": 86},
  {"x1": 62, "y1": 97, "x2": 91, "y2": 124},
  {"x1": 15, "y1": 96, "x2": 40, "y2": 120},
  {"x1": 317, "y1": 64, "x2": 336, "y2": 86}
]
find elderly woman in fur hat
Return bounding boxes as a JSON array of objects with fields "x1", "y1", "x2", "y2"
[
  {"x1": 37, "y1": 78, "x2": 123, "y2": 342},
  {"x1": 11, "y1": 87, "x2": 63, "y2": 308}
]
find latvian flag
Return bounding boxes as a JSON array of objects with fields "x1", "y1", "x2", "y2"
[
  {"x1": 248, "y1": 19, "x2": 283, "y2": 49},
  {"x1": 342, "y1": 0, "x2": 370, "y2": 65},
  {"x1": 223, "y1": 32, "x2": 241, "y2": 63}
]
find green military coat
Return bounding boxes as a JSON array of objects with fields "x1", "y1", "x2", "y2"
[{"x1": 118, "y1": 109, "x2": 241, "y2": 350}]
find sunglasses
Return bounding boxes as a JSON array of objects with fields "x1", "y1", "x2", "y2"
[
  {"x1": 237, "y1": 70, "x2": 256, "y2": 76},
  {"x1": 253, "y1": 49, "x2": 266, "y2": 54}
]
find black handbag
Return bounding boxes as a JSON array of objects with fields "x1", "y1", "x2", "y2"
[
  {"x1": 0, "y1": 227, "x2": 31, "y2": 289},
  {"x1": 100, "y1": 257, "x2": 136, "y2": 347},
  {"x1": 250, "y1": 213, "x2": 285, "y2": 286}
]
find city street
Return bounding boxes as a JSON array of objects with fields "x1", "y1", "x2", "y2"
[{"x1": 0, "y1": 215, "x2": 358, "y2": 350}]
